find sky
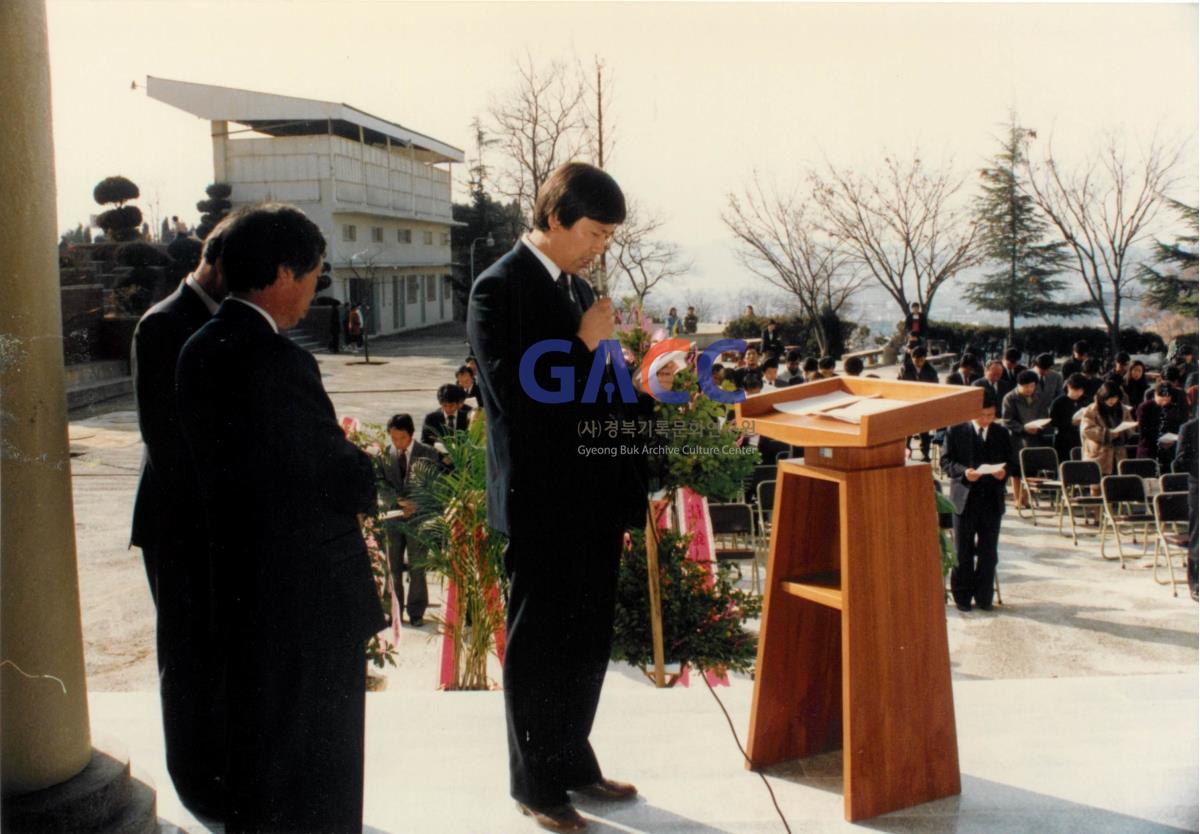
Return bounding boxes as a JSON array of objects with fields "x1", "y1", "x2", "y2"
[{"x1": 45, "y1": 1, "x2": 1198, "y2": 319}]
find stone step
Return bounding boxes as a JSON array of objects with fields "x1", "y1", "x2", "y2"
[
  {"x1": 65, "y1": 359, "x2": 129, "y2": 388},
  {"x1": 107, "y1": 775, "x2": 157, "y2": 834},
  {"x1": 67, "y1": 376, "x2": 133, "y2": 411}
]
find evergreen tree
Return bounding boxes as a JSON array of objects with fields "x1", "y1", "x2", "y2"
[
  {"x1": 967, "y1": 117, "x2": 1084, "y2": 344},
  {"x1": 1138, "y1": 198, "x2": 1198, "y2": 316}
]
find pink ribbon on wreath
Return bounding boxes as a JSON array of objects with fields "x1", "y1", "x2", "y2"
[
  {"x1": 672, "y1": 488, "x2": 730, "y2": 688},
  {"x1": 437, "y1": 580, "x2": 459, "y2": 689}
]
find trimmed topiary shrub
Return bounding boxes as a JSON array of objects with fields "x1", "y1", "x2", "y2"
[{"x1": 92, "y1": 176, "x2": 139, "y2": 206}]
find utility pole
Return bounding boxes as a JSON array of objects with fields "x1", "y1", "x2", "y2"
[{"x1": 594, "y1": 57, "x2": 608, "y2": 295}]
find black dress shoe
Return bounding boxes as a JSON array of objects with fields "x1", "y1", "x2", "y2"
[
  {"x1": 954, "y1": 601, "x2": 972, "y2": 612},
  {"x1": 516, "y1": 800, "x2": 587, "y2": 832},
  {"x1": 977, "y1": 602, "x2": 994, "y2": 611},
  {"x1": 573, "y1": 777, "x2": 638, "y2": 801},
  {"x1": 408, "y1": 616, "x2": 425, "y2": 627}
]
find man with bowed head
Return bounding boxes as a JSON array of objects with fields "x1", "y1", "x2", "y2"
[
  {"x1": 468, "y1": 162, "x2": 647, "y2": 832},
  {"x1": 177, "y1": 204, "x2": 384, "y2": 833}
]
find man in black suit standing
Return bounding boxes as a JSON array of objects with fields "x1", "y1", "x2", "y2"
[
  {"x1": 421, "y1": 382, "x2": 473, "y2": 446},
  {"x1": 130, "y1": 217, "x2": 233, "y2": 819},
  {"x1": 467, "y1": 162, "x2": 645, "y2": 832},
  {"x1": 940, "y1": 392, "x2": 1012, "y2": 612},
  {"x1": 177, "y1": 204, "x2": 384, "y2": 833},
  {"x1": 380, "y1": 412, "x2": 442, "y2": 626}
]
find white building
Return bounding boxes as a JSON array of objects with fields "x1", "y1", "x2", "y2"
[{"x1": 147, "y1": 76, "x2": 464, "y2": 336}]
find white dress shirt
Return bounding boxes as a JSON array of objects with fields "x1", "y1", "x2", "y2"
[
  {"x1": 229, "y1": 296, "x2": 279, "y2": 333},
  {"x1": 185, "y1": 274, "x2": 219, "y2": 315}
]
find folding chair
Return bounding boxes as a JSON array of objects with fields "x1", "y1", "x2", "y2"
[
  {"x1": 1058, "y1": 461, "x2": 1104, "y2": 545},
  {"x1": 745, "y1": 463, "x2": 776, "y2": 506},
  {"x1": 1018, "y1": 446, "x2": 1061, "y2": 525},
  {"x1": 1151, "y1": 491, "x2": 1191, "y2": 596},
  {"x1": 1069, "y1": 446, "x2": 1083, "y2": 461},
  {"x1": 709, "y1": 502, "x2": 760, "y2": 594},
  {"x1": 1160, "y1": 473, "x2": 1188, "y2": 494},
  {"x1": 755, "y1": 479, "x2": 776, "y2": 567},
  {"x1": 1099, "y1": 475, "x2": 1155, "y2": 566},
  {"x1": 775, "y1": 449, "x2": 794, "y2": 463},
  {"x1": 1118, "y1": 458, "x2": 1159, "y2": 479}
]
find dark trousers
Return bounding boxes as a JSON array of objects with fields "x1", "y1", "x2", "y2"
[
  {"x1": 142, "y1": 542, "x2": 227, "y2": 819},
  {"x1": 386, "y1": 529, "x2": 428, "y2": 621},
  {"x1": 502, "y1": 525, "x2": 624, "y2": 808},
  {"x1": 225, "y1": 636, "x2": 367, "y2": 833},
  {"x1": 951, "y1": 500, "x2": 1002, "y2": 608}
]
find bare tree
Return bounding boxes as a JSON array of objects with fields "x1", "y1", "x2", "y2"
[
  {"x1": 608, "y1": 202, "x2": 691, "y2": 306},
  {"x1": 1025, "y1": 134, "x2": 1184, "y2": 352},
  {"x1": 810, "y1": 150, "x2": 982, "y2": 317},
  {"x1": 723, "y1": 174, "x2": 867, "y2": 354},
  {"x1": 486, "y1": 53, "x2": 585, "y2": 224}
]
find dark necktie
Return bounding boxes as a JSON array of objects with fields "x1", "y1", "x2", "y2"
[
  {"x1": 396, "y1": 449, "x2": 407, "y2": 484},
  {"x1": 556, "y1": 272, "x2": 582, "y2": 314}
]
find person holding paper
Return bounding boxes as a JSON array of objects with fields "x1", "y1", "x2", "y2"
[
  {"x1": 941, "y1": 392, "x2": 1012, "y2": 612},
  {"x1": 1135, "y1": 383, "x2": 1187, "y2": 471},
  {"x1": 1050, "y1": 374, "x2": 1090, "y2": 464},
  {"x1": 1001, "y1": 370, "x2": 1051, "y2": 509},
  {"x1": 1079, "y1": 381, "x2": 1135, "y2": 476}
]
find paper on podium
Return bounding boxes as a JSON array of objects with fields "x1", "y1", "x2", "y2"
[
  {"x1": 1113, "y1": 420, "x2": 1138, "y2": 435},
  {"x1": 774, "y1": 391, "x2": 879, "y2": 417},
  {"x1": 976, "y1": 463, "x2": 1006, "y2": 475},
  {"x1": 1024, "y1": 418, "x2": 1051, "y2": 430},
  {"x1": 775, "y1": 391, "x2": 908, "y2": 425},
  {"x1": 1158, "y1": 432, "x2": 1179, "y2": 446}
]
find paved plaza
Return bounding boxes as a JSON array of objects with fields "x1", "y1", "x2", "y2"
[{"x1": 66, "y1": 323, "x2": 1198, "y2": 832}]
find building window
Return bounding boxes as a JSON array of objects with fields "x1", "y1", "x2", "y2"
[
  {"x1": 342, "y1": 224, "x2": 357, "y2": 242},
  {"x1": 371, "y1": 226, "x2": 383, "y2": 243},
  {"x1": 406, "y1": 275, "x2": 419, "y2": 304},
  {"x1": 397, "y1": 228, "x2": 411, "y2": 244},
  {"x1": 423, "y1": 230, "x2": 434, "y2": 246},
  {"x1": 426, "y1": 274, "x2": 437, "y2": 302},
  {"x1": 441, "y1": 231, "x2": 451, "y2": 246}
]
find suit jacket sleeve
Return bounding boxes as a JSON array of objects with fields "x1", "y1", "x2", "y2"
[
  {"x1": 256, "y1": 349, "x2": 376, "y2": 517},
  {"x1": 940, "y1": 427, "x2": 972, "y2": 485},
  {"x1": 133, "y1": 313, "x2": 191, "y2": 489}
]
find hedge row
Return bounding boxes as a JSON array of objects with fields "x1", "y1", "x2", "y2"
[{"x1": 917, "y1": 321, "x2": 1167, "y2": 361}]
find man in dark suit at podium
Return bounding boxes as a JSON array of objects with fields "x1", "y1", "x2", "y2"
[
  {"x1": 940, "y1": 391, "x2": 1012, "y2": 612},
  {"x1": 468, "y1": 163, "x2": 646, "y2": 833},
  {"x1": 178, "y1": 204, "x2": 383, "y2": 833},
  {"x1": 130, "y1": 217, "x2": 232, "y2": 819}
]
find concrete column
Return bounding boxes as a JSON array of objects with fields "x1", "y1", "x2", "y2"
[
  {"x1": 211, "y1": 119, "x2": 229, "y2": 182},
  {"x1": 0, "y1": 0, "x2": 94, "y2": 795}
]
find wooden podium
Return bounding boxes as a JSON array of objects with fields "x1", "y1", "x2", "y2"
[{"x1": 736, "y1": 377, "x2": 981, "y2": 821}]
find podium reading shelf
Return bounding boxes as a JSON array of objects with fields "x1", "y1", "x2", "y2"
[{"x1": 735, "y1": 376, "x2": 982, "y2": 821}]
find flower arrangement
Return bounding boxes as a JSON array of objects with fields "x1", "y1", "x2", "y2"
[
  {"x1": 392, "y1": 419, "x2": 508, "y2": 691},
  {"x1": 610, "y1": 305, "x2": 763, "y2": 683},
  {"x1": 612, "y1": 529, "x2": 762, "y2": 681}
]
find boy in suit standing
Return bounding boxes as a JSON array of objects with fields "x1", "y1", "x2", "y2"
[
  {"x1": 380, "y1": 413, "x2": 442, "y2": 626},
  {"x1": 941, "y1": 392, "x2": 1012, "y2": 612}
]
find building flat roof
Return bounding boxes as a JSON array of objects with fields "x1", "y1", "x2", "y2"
[{"x1": 146, "y1": 76, "x2": 465, "y2": 164}]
